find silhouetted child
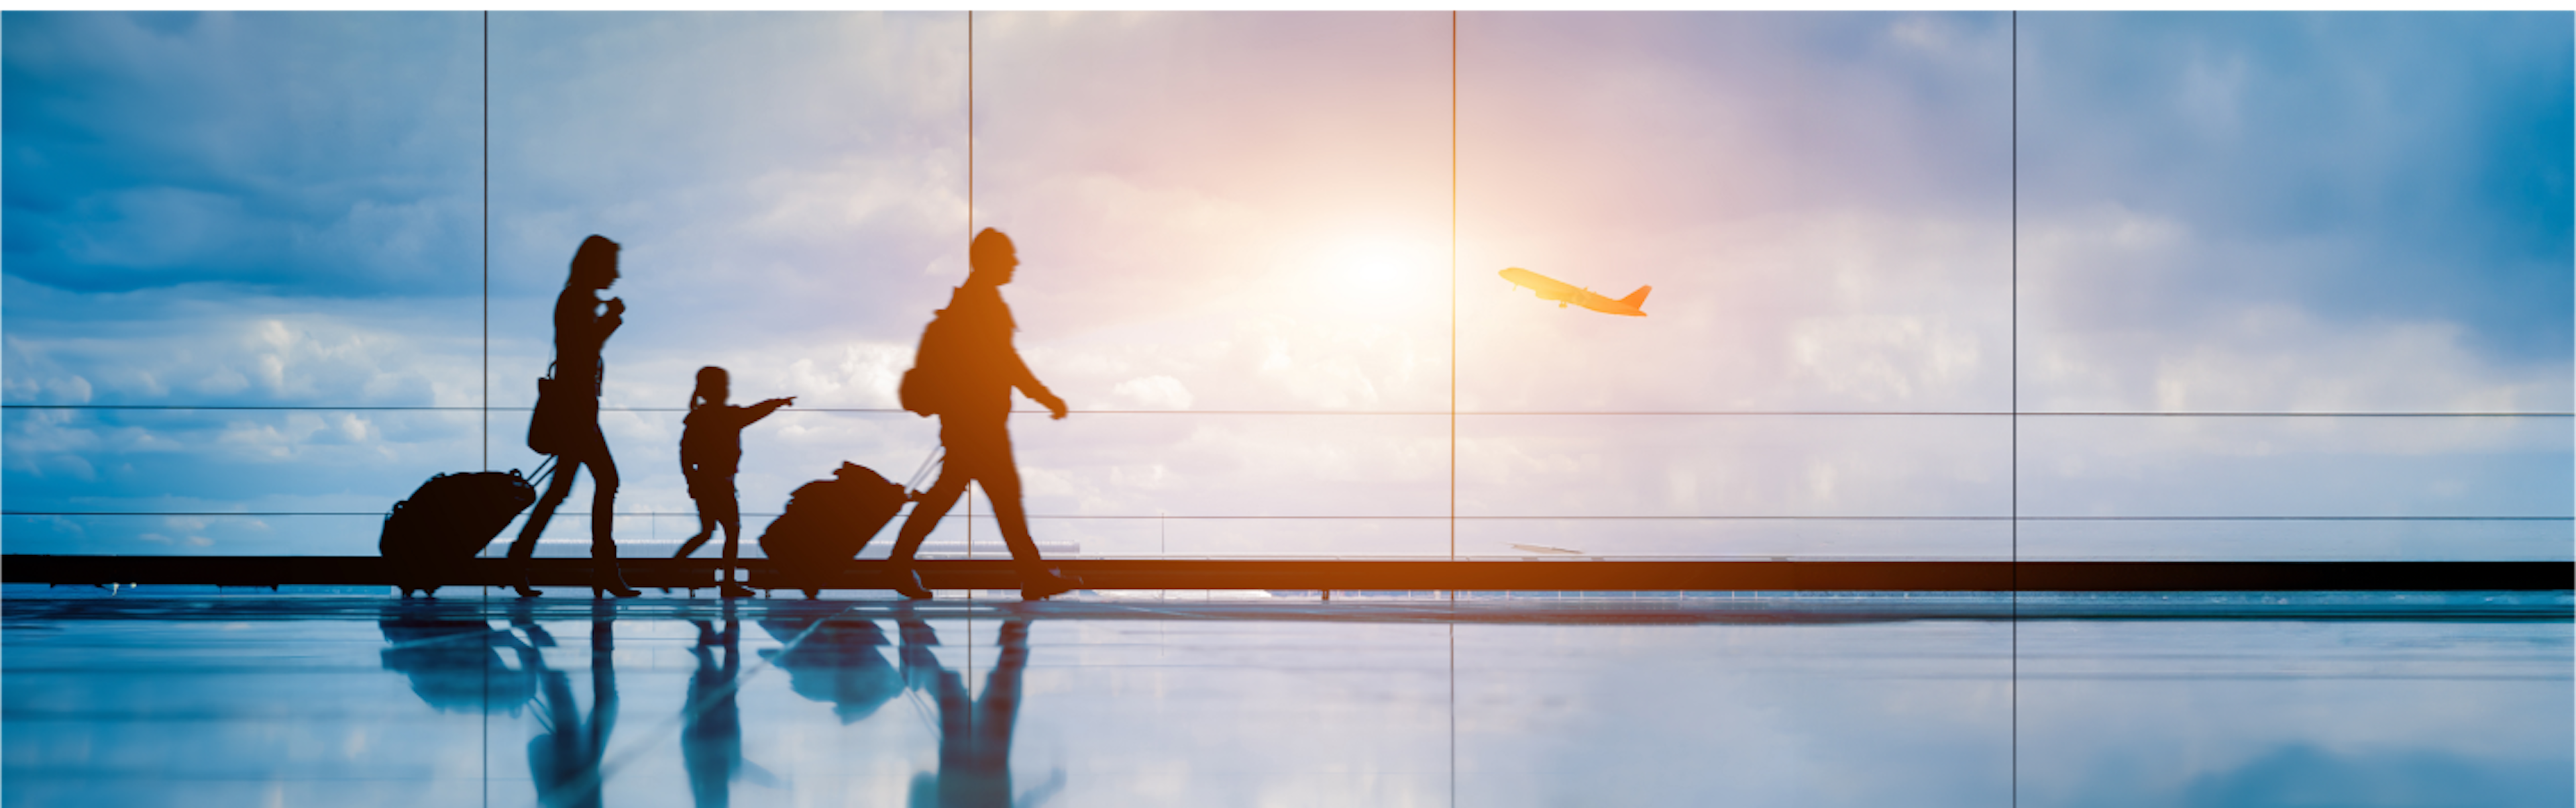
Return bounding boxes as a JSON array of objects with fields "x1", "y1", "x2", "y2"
[{"x1": 674, "y1": 366, "x2": 792, "y2": 597}]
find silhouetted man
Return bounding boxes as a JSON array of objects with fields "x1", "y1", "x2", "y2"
[
  {"x1": 889, "y1": 228, "x2": 1075, "y2": 601},
  {"x1": 904, "y1": 617, "x2": 1061, "y2": 808}
]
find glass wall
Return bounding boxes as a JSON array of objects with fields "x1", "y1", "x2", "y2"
[
  {"x1": 4, "y1": 11, "x2": 2566, "y2": 563},
  {"x1": 2016, "y1": 13, "x2": 2574, "y2": 562}
]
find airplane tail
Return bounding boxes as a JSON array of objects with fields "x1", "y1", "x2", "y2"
[{"x1": 1617, "y1": 285, "x2": 1651, "y2": 309}]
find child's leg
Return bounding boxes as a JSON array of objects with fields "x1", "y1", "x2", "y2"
[
  {"x1": 674, "y1": 501, "x2": 717, "y2": 558},
  {"x1": 709, "y1": 484, "x2": 743, "y2": 586},
  {"x1": 719, "y1": 509, "x2": 743, "y2": 583}
]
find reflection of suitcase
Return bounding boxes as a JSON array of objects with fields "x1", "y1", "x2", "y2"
[
  {"x1": 380, "y1": 470, "x2": 538, "y2": 597},
  {"x1": 759, "y1": 462, "x2": 910, "y2": 591}
]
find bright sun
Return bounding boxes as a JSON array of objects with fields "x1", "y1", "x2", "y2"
[
  {"x1": 1324, "y1": 238, "x2": 1431, "y2": 301},
  {"x1": 1271, "y1": 236, "x2": 1443, "y2": 324}
]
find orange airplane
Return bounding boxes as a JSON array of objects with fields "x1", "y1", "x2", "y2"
[{"x1": 1499, "y1": 267, "x2": 1650, "y2": 317}]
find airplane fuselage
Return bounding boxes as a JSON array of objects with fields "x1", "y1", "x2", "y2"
[{"x1": 1499, "y1": 267, "x2": 1649, "y2": 317}]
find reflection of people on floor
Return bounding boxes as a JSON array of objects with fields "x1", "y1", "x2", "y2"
[
  {"x1": 673, "y1": 365, "x2": 793, "y2": 598},
  {"x1": 681, "y1": 603, "x2": 779, "y2": 807},
  {"x1": 511, "y1": 234, "x2": 639, "y2": 598},
  {"x1": 683, "y1": 617, "x2": 741, "y2": 807},
  {"x1": 756, "y1": 612, "x2": 905, "y2": 723},
  {"x1": 528, "y1": 601, "x2": 621, "y2": 808},
  {"x1": 755, "y1": 611, "x2": 1061, "y2": 805},
  {"x1": 888, "y1": 228, "x2": 1077, "y2": 601},
  {"x1": 374, "y1": 601, "x2": 536, "y2": 715},
  {"x1": 904, "y1": 617, "x2": 1063, "y2": 808}
]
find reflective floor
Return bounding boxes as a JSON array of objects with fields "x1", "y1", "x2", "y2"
[{"x1": 4, "y1": 587, "x2": 2569, "y2": 807}]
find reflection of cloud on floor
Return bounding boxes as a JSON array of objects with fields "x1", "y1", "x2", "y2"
[{"x1": 2176, "y1": 744, "x2": 2569, "y2": 808}]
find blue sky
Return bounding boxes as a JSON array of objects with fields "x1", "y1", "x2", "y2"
[{"x1": 4, "y1": 11, "x2": 2568, "y2": 560}]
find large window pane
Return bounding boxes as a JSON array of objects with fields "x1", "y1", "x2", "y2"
[{"x1": 3, "y1": 12, "x2": 484, "y2": 556}]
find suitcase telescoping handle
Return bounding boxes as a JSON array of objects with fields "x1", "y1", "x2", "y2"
[
  {"x1": 902, "y1": 446, "x2": 943, "y2": 502},
  {"x1": 527, "y1": 454, "x2": 560, "y2": 490}
]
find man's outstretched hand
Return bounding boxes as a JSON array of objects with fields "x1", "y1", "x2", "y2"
[{"x1": 1040, "y1": 393, "x2": 1069, "y2": 420}]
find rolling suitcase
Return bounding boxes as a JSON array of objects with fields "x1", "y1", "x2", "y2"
[
  {"x1": 758, "y1": 460, "x2": 914, "y2": 597},
  {"x1": 381, "y1": 468, "x2": 539, "y2": 597}
]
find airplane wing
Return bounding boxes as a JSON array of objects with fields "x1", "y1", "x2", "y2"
[{"x1": 1499, "y1": 267, "x2": 1577, "y2": 300}]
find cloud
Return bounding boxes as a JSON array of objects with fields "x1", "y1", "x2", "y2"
[
  {"x1": 3, "y1": 12, "x2": 484, "y2": 297},
  {"x1": 1111, "y1": 374, "x2": 1193, "y2": 409},
  {"x1": 3, "y1": 295, "x2": 486, "y2": 408},
  {"x1": 2019, "y1": 13, "x2": 2573, "y2": 361},
  {"x1": 2023, "y1": 202, "x2": 2573, "y2": 413}
]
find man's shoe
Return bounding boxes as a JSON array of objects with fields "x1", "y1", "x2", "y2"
[
  {"x1": 891, "y1": 568, "x2": 933, "y2": 601},
  {"x1": 1020, "y1": 568, "x2": 1079, "y2": 601},
  {"x1": 720, "y1": 584, "x2": 756, "y2": 599}
]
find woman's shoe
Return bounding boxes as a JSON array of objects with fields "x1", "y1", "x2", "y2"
[
  {"x1": 513, "y1": 572, "x2": 541, "y2": 599},
  {"x1": 891, "y1": 568, "x2": 933, "y2": 601},
  {"x1": 592, "y1": 566, "x2": 642, "y2": 599}
]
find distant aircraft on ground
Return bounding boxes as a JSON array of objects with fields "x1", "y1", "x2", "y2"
[
  {"x1": 1510, "y1": 543, "x2": 1585, "y2": 556},
  {"x1": 1499, "y1": 267, "x2": 1649, "y2": 317}
]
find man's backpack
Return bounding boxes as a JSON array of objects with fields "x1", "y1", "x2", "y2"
[{"x1": 897, "y1": 296, "x2": 964, "y2": 418}]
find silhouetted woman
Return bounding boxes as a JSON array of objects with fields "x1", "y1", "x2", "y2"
[
  {"x1": 673, "y1": 365, "x2": 793, "y2": 597},
  {"x1": 510, "y1": 234, "x2": 640, "y2": 598},
  {"x1": 529, "y1": 601, "x2": 621, "y2": 808}
]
